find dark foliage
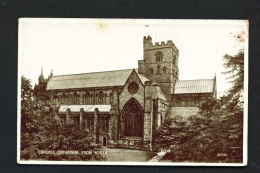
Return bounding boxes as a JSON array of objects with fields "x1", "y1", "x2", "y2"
[{"x1": 20, "y1": 76, "x2": 106, "y2": 161}]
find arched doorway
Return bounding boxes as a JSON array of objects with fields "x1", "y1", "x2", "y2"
[
  {"x1": 102, "y1": 137, "x2": 107, "y2": 146},
  {"x1": 121, "y1": 98, "x2": 144, "y2": 137}
]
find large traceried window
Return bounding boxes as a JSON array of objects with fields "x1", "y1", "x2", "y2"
[{"x1": 121, "y1": 98, "x2": 144, "y2": 137}]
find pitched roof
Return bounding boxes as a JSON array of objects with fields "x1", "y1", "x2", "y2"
[
  {"x1": 174, "y1": 79, "x2": 214, "y2": 94},
  {"x1": 137, "y1": 73, "x2": 150, "y2": 85},
  {"x1": 47, "y1": 69, "x2": 149, "y2": 90}
]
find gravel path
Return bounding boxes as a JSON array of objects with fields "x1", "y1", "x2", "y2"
[{"x1": 102, "y1": 147, "x2": 155, "y2": 162}]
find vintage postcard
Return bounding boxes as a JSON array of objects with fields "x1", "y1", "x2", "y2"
[{"x1": 17, "y1": 19, "x2": 248, "y2": 166}]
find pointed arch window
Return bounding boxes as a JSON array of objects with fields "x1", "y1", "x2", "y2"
[
  {"x1": 62, "y1": 93, "x2": 66, "y2": 104},
  {"x1": 67, "y1": 94, "x2": 70, "y2": 104},
  {"x1": 57, "y1": 95, "x2": 60, "y2": 104},
  {"x1": 121, "y1": 98, "x2": 144, "y2": 137},
  {"x1": 98, "y1": 91, "x2": 104, "y2": 103},
  {"x1": 163, "y1": 66, "x2": 167, "y2": 73},
  {"x1": 109, "y1": 93, "x2": 113, "y2": 104},
  {"x1": 73, "y1": 92, "x2": 77, "y2": 104},
  {"x1": 104, "y1": 93, "x2": 107, "y2": 103},
  {"x1": 85, "y1": 92, "x2": 90, "y2": 104},
  {"x1": 157, "y1": 65, "x2": 161, "y2": 74},
  {"x1": 66, "y1": 94, "x2": 69, "y2": 104},
  {"x1": 149, "y1": 68, "x2": 154, "y2": 74},
  {"x1": 155, "y1": 51, "x2": 163, "y2": 62},
  {"x1": 69, "y1": 94, "x2": 72, "y2": 104},
  {"x1": 82, "y1": 94, "x2": 85, "y2": 104},
  {"x1": 90, "y1": 93, "x2": 94, "y2": 104},
  {"x1": 94, "y1": 93, "x2": 98, "y2": 104}
]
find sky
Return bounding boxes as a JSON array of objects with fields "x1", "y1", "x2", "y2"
[{"x1": 18, "y1": 19, "x2": 248, "y2": 97}]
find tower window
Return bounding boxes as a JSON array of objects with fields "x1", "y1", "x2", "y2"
[
  {"x1": 155, "y1": 51, "x2": 163, "y2": 62},
  {"x1": 163, "y1": 66, "x2": 167, "y2": 73},
  {"x1": 149, "y1": 68, "x2": 154, "y2": 74},
  {"x1": 157, "y1": 65, "x2": 161, "y2": 74}
]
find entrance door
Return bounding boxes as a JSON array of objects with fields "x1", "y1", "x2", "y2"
[{"x1": 103, "y1": 137, "x2": 107, "y2": 146}]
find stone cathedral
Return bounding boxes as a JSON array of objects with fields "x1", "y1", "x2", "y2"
[{"x1": 35, "y1": 36, "x2": 217, "y2": 150}]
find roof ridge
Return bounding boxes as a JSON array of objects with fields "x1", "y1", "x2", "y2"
[
  {"x1": 53, "y1": 68, "x2": 135, "y2": 77},
  {"x1": 178, "y1": 79, "x2": 214, "y2": 81}
]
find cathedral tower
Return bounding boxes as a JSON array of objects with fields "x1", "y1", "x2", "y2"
[{"x1": 138, "y1": 36, "x2": 179, "y2": 100}]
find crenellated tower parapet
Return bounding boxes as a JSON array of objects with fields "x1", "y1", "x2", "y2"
[{"x1": 143, "y1": 37, "x2": 179, "y2": 56}]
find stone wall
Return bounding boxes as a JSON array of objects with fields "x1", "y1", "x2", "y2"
[
  {"x1": 119, "y1": 70, "x2": 145, "y2": 110},
  {"x1": 143, "y1": 81, "x2": 169, "y2": 150},
  {"x1": 170, "y1": 93, "x2": 213, "y2": 107}
]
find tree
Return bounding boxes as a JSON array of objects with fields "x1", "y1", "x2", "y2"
[
  {"x1": 20, "y1": 76, "x2": 106, "y2": 161},
  {"x1": 155, "y1": 110, "x2": 243, "y2": 162},
  {"x1": 21, "y1": 76, "x2": 35, "y2": 138},
  {"x1": 153, "y1": 116, "x2": 193, "y2": 162},
  {"x1": 195, "y1": 49, "x2": 244, "y2": 162},
  {"x1": 221, "y1": 49, "x2": 244, "y2": 112}
]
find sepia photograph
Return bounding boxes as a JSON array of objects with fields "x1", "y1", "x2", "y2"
[{"x1": 17, "y1": 19, "x2": 248, "y2": 165}]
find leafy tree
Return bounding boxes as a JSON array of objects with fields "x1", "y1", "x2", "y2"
[
  {"x1": 196, "y1": 49, "x2": 244, "y2": 162},
  {"x1": 221, "y1": 49, "x2": 244, "y2": 112},
  {"x1": 195, "y1": 49, "x2": 244, "y2": 162},
  {"x1": 20, "y1": 76, "x2": 106, "y2": 161},
  {"x1": 155, "y1": 111, "x2": 243, "y2": 162},
  {"x1": 153, "y1": 116, "x2": 192, "y2": 162},
  {"x1": 21, "y1": 76, "x2": 35, "y2": 138}
]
